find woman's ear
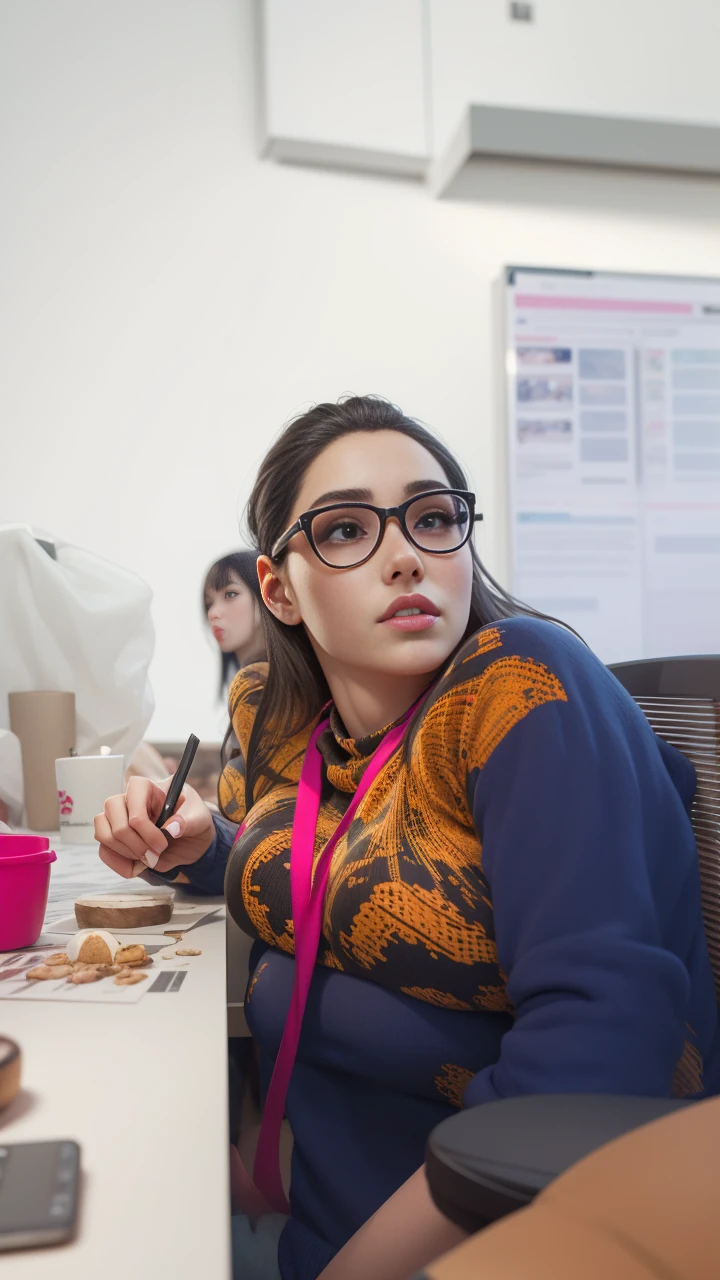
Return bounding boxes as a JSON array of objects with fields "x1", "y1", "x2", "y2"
[{"x1": 257, "y1": 555, "x2": 302, "y2": 627}]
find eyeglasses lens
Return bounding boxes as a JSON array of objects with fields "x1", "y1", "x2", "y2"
[{"x1": 310, "y1": 507, "x2": 382, "y2": 566}]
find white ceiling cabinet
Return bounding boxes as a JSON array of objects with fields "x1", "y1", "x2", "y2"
[
  {"x1": 260, "y1": 1, "x2": 720, "y2": 186},
  {"x1": 260, "y1": 0, "x2": 428, "y2": 176},
  {"x1": 428, "y1": 0, "x2": 720, "y2": 193},
  {"x1": 429, "y1": 0, "x2": 720, "y2": 158}
]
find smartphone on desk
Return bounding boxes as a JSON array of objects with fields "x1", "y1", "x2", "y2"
[{"x1": 0, "y1": 1140, "x2": 80, "y2": 1251}]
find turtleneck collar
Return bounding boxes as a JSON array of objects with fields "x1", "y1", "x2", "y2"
[{"x1": 316, "y1": 705, "x2": 403, "y2": 794}]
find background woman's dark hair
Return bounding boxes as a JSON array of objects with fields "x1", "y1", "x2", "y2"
[
  {"x1": 244, "y1": 394, "x2": 573, "y2": 805},
  {"x1": 203, "y1": 550, "x2": 263, "y2": 698}
]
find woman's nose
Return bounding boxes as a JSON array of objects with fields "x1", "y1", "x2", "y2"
[{"x1": 381, "y1": 519, "x2": 423, "y2": 578}]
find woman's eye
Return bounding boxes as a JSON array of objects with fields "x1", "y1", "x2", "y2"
[
  {"x1": 326, "y1": 521, "x2": 365, "y2": 543},
  {"x1": 414, "y1": 509, "x2": 452, "y2": 531},
  {"x1": 225, "y1": 590, "x2": 238, "y2": 599}
]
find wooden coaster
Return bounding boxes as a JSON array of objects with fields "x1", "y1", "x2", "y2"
[{"x1": 75, "y1": 894, "x2": 173, "y2": 930}]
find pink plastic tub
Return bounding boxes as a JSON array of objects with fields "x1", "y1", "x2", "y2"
[{"x1": 0, "y1": 835, "x2": 57, "y2": 951}]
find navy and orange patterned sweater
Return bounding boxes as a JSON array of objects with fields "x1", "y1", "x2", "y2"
[{"x1": 181, "y1": 618, "x2": 720, "y2": 1280}]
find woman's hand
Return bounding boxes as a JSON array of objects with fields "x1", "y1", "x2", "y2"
[{"x1": 94, "y1": 776, "x2": 216, "y2": 878}]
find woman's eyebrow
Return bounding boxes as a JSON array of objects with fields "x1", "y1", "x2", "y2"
[
  {"x1": 403, "y1": 479, "x2": 450, "y2": 497},
  {"x1": 309, "y1": 487, "x2": 373, "y2": 507},
  {"x1": 308, "y1": 480, "x2": 447, "y2": 508}
]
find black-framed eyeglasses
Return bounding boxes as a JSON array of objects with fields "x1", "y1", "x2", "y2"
[{"x1": 271, "y1": 489, "x2": 483, "y2": 569}]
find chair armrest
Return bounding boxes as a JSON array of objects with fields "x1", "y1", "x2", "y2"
[{"x1": 426, "y1": 1093, "x2": 687, "y2": 1233}]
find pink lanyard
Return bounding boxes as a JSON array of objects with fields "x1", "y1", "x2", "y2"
[{"x1": 250, "y1": 703, "x2": 417, "y2": 1215}]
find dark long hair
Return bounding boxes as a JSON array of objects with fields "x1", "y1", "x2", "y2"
[
  {"x1": 203, "y1": 550, "x2": 264, "y2": 698},
  {"x1": 245, "y1": 395, "x2": 570, "y2": 805}
]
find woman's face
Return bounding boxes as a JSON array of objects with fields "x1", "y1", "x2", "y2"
[
  {"x1": 205, "y1": 573, "x2": 259, "y2": 655},
  {"x1": 265, "y1": 430, "x2": 474, "y2": 683}
]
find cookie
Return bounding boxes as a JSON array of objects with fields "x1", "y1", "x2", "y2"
[
  {"x1": 66, "y1": 930, "x2": 120, "y2": 966},
  {"x1": 114, "y1": 944, "x2": 148, "y2": 968},
  {"x1": 26, "y1": 964, "x2": 72, "y2": 980},
  {"x1": 114, "y1": 971, "x2": 148, "y2": 986}
]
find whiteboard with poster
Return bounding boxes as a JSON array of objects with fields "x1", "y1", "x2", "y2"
[{"x1": 505, "y1": 266, "x2": 720, "y2": 664}]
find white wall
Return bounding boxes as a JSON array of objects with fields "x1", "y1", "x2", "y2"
[{"x1": 3, "y1": 0, "x2": 720, "y2": 743}]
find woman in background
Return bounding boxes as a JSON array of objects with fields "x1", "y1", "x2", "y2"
[
  {"x1": 203, "y1": 550, "x2": 267, "y2": 795},
  {"x1": 204, "y1": 550, "x2": 266, "y2": 697},
  {"x1": 127, "y1": 551, "x2": 265, "y2": 791}
]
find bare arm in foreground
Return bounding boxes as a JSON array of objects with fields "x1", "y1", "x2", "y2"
[{"x1": 317, "y1": 1165, "x2": 468, "y2": 1280}]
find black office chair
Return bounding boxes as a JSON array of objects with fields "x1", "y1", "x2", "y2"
[{"x1": 425, "y1": 654, "x2": 720, "y2": 1234}]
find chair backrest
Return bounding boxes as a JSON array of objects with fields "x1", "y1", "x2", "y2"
[
  {"x1": 609, "y1": 656, "x2": 720, "y2": 1000},
  {"x1": 423, "y1": 1095, "x2": 720, "y2": 1280}
]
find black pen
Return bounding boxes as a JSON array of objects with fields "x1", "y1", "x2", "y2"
[
  {"x1": 132, "y1": 733, "x2": 200, "y2": 875},
  {"x1": 154, "y1": 733, "x2": 200, "y2": 831}
]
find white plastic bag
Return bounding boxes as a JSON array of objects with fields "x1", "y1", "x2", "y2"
[{"x1": 0, "y1": 524, "x2": 154, "y2": 762}]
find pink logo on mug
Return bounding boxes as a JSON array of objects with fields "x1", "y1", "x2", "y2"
[{"x1": 58, "y1": 790, "x2": 74, "y2": 816}]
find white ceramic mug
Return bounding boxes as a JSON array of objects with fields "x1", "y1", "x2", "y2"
[{"x1": 55, "y1": 751, "x2": 125, "y2": 844}]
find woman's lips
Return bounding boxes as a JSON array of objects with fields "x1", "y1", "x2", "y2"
[
  {"x1": 212, "y1": 627, "x2": 225, "y2": 640},
  {"x1": 382, "y1": 613, "x2": 438, "y2": 632},
  {"x1": 378, "y1": 594, "x2": 440, "y2": 631}
]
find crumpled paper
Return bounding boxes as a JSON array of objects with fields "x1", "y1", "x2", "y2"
[{"x1": 0, "y1": 728, "x2": 24, "y2": 825}]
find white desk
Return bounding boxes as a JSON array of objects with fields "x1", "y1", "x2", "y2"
[{"x1": 0, "y1": 846, "x2": 231, "y2": 1277}]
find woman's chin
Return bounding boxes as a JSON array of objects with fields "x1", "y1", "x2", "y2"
[{"x1": 375, "y1": 636, "x2": 457, "y2": 678}]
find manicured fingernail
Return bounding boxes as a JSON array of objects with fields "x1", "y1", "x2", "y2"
[
  {"x1": 165, "y1": 821, "x2": 181, "y2": 839},
  {"x1": 144, "y1": 849, "x2": 160, "y2": 868}
]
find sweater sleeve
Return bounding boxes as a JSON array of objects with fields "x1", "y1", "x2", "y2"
[
  {"x1": 146, "y1": 812, "x2": 238, "y2": 896},
  {"x1": 462, "y1": 621, "x2": 697, "y2": 1107}
]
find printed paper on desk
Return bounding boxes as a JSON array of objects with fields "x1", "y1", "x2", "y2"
[{"x1": 0, "y1": 944, "x2": 173, "y2": 1004}]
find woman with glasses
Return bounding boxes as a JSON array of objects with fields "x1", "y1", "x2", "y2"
[{"x1": 96, "y1": 396, "x2": 719, "y2": 1280}]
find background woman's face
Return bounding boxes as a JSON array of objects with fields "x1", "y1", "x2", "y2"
[
  {"x1": 279, "y1": 430, "x2": 474, "y2": 682},
  {"x1": 205, "y1": 573, "x2": 259, "y2": 654}
]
